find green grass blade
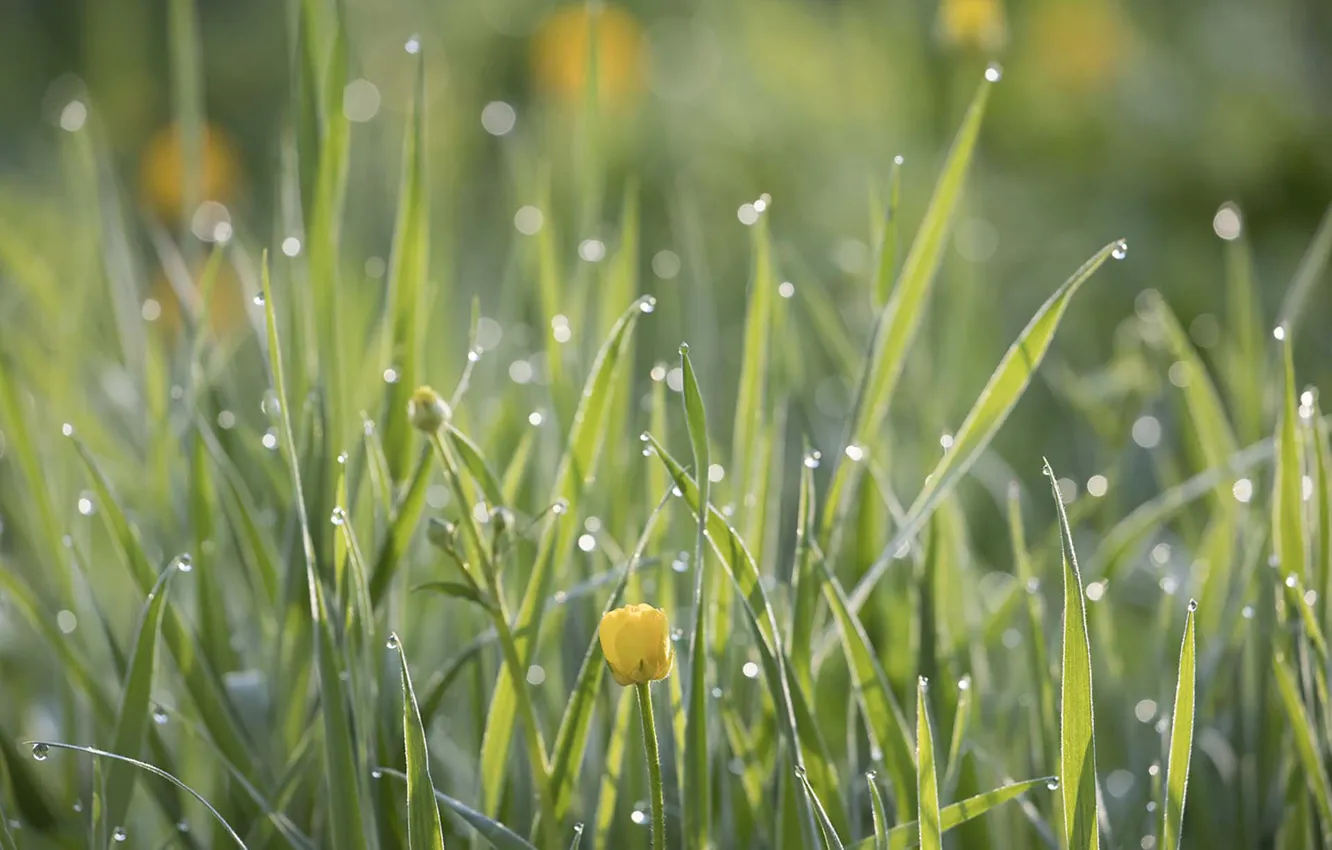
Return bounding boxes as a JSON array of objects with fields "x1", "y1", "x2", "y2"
[
  {"x1": 681, "y1": 342, "x2": 712, "y2": 850},
  {"x1": 1276, "y1": 202, "x2": 1332, "y2": 340},
  {"x1": 103, "y1": 561, "x2": 179, "y2": 837},
  {"x1": 941, "y1": 676, "x2": 972, "y2": 800},
  {"x1": 1007, "y1": 487, "x2": 1056, "y2": 770},
  {"x1": 25, "y1": 742, "x2": 244, "y2": 847},
  {"x1": 1272, "y1": 653, "x2": 1332, "y2": 844},
  {"x1": 592, "y1": 687, "x2": 635, "y2": 848},
  {"x1": 916, "y1": 679, "x2": 941, "y2": 850},
  {"x1": 822, "y1": 71, "x2": 995, "y2": 546},
  {"x1": 789, "y1": 460, "x2": 820, "y2": 697},
  {"x1": 1046, "y1": 460, "x2": 1099, "y2": 850},
  {"x1": 1163, "y1": 601, "x2": 1196, "y2": 850},
  {"x1": 379, "y1": 769, "x2": 538, "y2": 850},
  {"x1": 847, "y1": 242, "x2": 1117, "y2": 611},
  {"x1": 446, "y1": 426, "x2": 506, "y2": 507},
  {"x1": 1273, "y1": 337, "x2": 1305, "y2": 583},
  {"x1": 382, "y1": 51, "x2": 429, "y2": 482},
  {"x1": 871, "y1": 157, "x2": 904, "y2": 309},
  {"x1": 478, "y1": 296, "x2": 651, "y2": 815},
  {"x1": 798, "y1": 767, "x2": 846, "y2": 850},
  {"x1": 874, "y1": 777, "x2": 1057, "y2": 850},
  {"x1": 391, "y1": 636, "x2": 446, "y2": 850},
  {"x1": 817, "y1": 558, "x2": 916, "y2": 817},
  {"x1": 369, "y1": 445, "x2": 434, "y2": 605},
  {"x1": 868, "y1": 772, "x2": 890, "y2": 850}
]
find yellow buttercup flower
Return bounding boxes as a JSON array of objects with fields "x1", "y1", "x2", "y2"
[
  {"x1": 938, "y1": 0, "x2": 1007, "y2": 52},
  {"x1": 139, "y1": 123, "x2": 242, "y2": 223},
  {"x1": 531, "y1": 3, "x2": 644, "y2": 105},
  {"x1": 599, "y1": 604, "x2": 674, "y2": 686}
]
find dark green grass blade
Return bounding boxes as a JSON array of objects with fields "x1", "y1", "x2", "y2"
[
  {"x1": 1163, "y1": 602, "x2": 1196, "y2": 850},
  {"x1": 1046, "y1": 460, "x2": 1099, "y2": 850},
  {"x1": 391, "y1": 636, "x2": 446, "y2": 850},
  {"x1": 680, "y1": 342, "x2": 712, "y2": 850},
  {"x1": 378, "y1": 769, "x2": 537, "y2": 850},
  {"x1": 798, "y1": 767, "x2": 846, "y2": 850}
]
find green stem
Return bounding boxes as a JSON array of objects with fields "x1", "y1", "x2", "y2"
[{"x1": 636, "y1": 682, "x2": 666, "y2": 850}]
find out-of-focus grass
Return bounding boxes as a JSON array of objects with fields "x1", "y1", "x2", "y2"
[{"x1": 1, "y1": 1, "x2": 1332, "y2": 849}]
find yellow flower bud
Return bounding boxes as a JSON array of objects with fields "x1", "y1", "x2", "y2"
[
  {"x1": 937, "y1": 0, "x2": 1007, "y2": 53},
  {"x1": 599, "y1": 603, "x2": 674, "y2": 687},
  {"x1": 531, "y1": 3, "x2": 644, "y2": 106},
  {"x1": 408, "y1": 386, "x2": 451, "y2": 434}
]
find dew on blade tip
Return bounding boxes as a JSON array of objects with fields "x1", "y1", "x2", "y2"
[
  {"x1": 1187, "y1": 598, "x2": 1198, "y2": 612},
  {"x1": 1111, "y1": 240, "x2": 1128, "y2": 260},
  {"x1": 637, "y1": 295, "x2": 657, "y2": 313},
  {"x1": 386, "y1": 632, "x2": 400, "y2": 650},
  {"x1": 330, "y1": 507, "x2": 347, "y2": 526},
  {"x1": 252, "y1": 293, "x2": 265, "y2": 306},
  {"x1": 371, "y1": 769, "x2": 383, "y2": 779},
  {"x1": 152, "y1": 704, "x2": 168, "y2": 725},
  {"x1": 175, "y1": 553, "x2": 193, "y2": 573},
  {"x1": 984, "y1": 62, "x2": 1003, "y2": 82},
  {"x1": 918, "y1": 675, "x2": 929, "y2": 691},
  {"x1": 1046, "y1": 778, "x2": 1060, "y2": 791},
  {"x1": 30, "y1": 743, "x2": 48, "y2": 761},
  {"x1": 112, "y1": 827, "x2": 127, "y2": 842}
]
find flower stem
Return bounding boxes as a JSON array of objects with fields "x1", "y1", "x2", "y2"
[{"x1": 636, "y1": 682, "x2": 666, "y2": 849}]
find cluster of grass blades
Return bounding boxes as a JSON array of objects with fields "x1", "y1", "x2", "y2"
[{"x1": 3, "y1": 1, "x2": 1332, "y2": 849}]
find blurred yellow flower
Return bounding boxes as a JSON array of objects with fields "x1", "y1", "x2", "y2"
[
  {"x1": 408, "y1": 386, "x2": 451, "y2": 434},
  {"x1": 149, "y1": 259, "x2": 247, "y2": 340},
  {"x1": 938, "y1": 0, "x2": 1007, "y2": 52},
  {"x1": 532, "y1": 3, "x2": 644, "y2": 105},
  {"x1": 599, "y1": 603, "x2": 674, "y2": 686},
  {"x1": 1030, "y1": 1, "x2": 1124, "y2": 93},
  {"x1": 139, "y1": 123, "x2": 242, "y2": 222}
]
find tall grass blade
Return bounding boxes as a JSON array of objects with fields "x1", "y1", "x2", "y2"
[
  {"x1": 681, "y1": 342, "x2": 713, "y2": 849},
  {"x1": 392, "y1": 636, "x2": 446, "y2": 850},
  {"x1": 1276, "y1": 203, "x2": 1332, "y2": 340},
  {"x1": 868, "y1": 771, "x2": 890, "y2": 850},
  {"x1": 1273, "y1": 337, "x2": 1305, "y2": 583},
  {"x1": 1163, "y1": 601, "x2": 1197, "y2": 850},
  {"x1": 916, "y1": 678, "x2": 942, "y2": 850},
  {"x1": 871, "y1": 158, "x2": 904, "y2": 309},
  {"x1": 869, "y1": 777, "x2": 1056, "y2": 850},
  {"x1": 1271, "y1": 654, "x2": 1332, "y2": 844},
  {"x1": 378, "y1": 770, "x2": 538, "y2": 850}
]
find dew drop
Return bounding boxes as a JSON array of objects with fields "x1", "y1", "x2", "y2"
[
  {"x1": 1046, "y1": 778, "x2": 1060, "y2": 791},
  {"x1": 637, "y1": 296, "x2": 657, "y2": 314},
  {"x1": 363, "y1": 420, "x2": 376, "y2": 436},
  {"x1": 1273, "y1": 325, "x2": 1286, "y2": 341},
  {"x1": 30, "y1": 743, "x2": 49, "y2": 761},
  {"x1": 573, "y1": 823, "x2": 584, "y2": 835},
  {"x1": 61, "y1": 423, "x2": 74, "y2": 437},
  {"x1": 1026, "y1": 578, "x2": 1041, "y2": 594},
  {"x1": 918, "y1": 675, "x2": 929, "y2": 691},
  {"x1": 73, "y1": 801, "x2": 83, "y2": 813},
  {"x1": 803, "y1": 450, "x2": 822, "y2": 469},
  {"x1": 984, "y1": 62, "x2": 1003, "y2": 82},
  {"x1": 331, "y1": 507, "x2": 347, "y2": 526},
  {"x1": 865, "y1": 769, "x2": 878, "y2": 781},
  {"x1": 152, "y1": 704, "x2": 169, "y2": 725},
  {"x1": 112, "y1": 827, "x2": 128, "y2": 842},
  {"x1": 710, "y1": 686, "x2": 722, "y2": 699},
  {"x1": 1111, "y1": 240, "x2": 1128, "y2": 260},
  {"x1": 371, "y1": 769, "x2": 384, "y2": 779},
  {"x1": 793, "y1": 764, "x2": 808, "y2": 778},
  {"x1": 337, "y1": 451, "x2": 348, "y2": 465},
  {"x1": 386, "y1": 632, "x2": 400, "y2": 650},
  {"x1": 1285, "y1": 575, "x2": 1298, "y2": 588},
  {"x1": 957, "y1": 676, "x2": 971, "y2": 691},
  {"x1": 630, "y1": 808, "x2": 648, "y2": 825},
  {"x1": 552, "y1": 499, "x2": 568, "y2": 515},
  {"x1": 252, "y1": 293, "x2": 266, "y2": 306},
  {"x1": 1187, "y1": 598, "x2": 1198, "y2": 612},
  {"x1": 176, "y1": 553, "x2": 193, "y2": 573},
  {"x1": 405, "y1": 35, "x2": 421, "y2": 54},
  {"x1": 176, "y1": 821, "x2": 190, "y2": 833},
  {"x1": 679, "y1": 342, "x2": 690, "y2": 355}
]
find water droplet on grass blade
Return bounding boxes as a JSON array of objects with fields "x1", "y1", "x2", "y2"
[
  {"x1": 1046, "y1": 778, "x2": 1060, "y2": 791},
  {"x1": 803, "y1": 450, "x2": 822, "y2": 469},
  {"x1": 371, "y1": 769, "x2": 383, "y2": 779},
  {"x1": 1187, "y1": 598, "x2": 1198, "y2": 612},
  {"x1": 252, "y1": 293, "x2": 265, "y2": 306},
  {"x1": 1111, "y1": 240, "x2": 1128, "y2": 260},
  {"x1": 176, "y1": 554, "x2": 193, "y2": 573},
  {"x1": 331, "y1": 507, "x2": 347, "y2": 526},
  {"x1": 152, "y1": 705, "x2": 168, "y2": 725},
  {"x1": 31, "y1": 743, "x2": 48, "y2": 761},
  {"x1": 112, "y1": 827, "x2": 127, "y2": 842},
  {"x1": 386, "y1": 633, "x2": 400, "y2": 650},
  {"x1": 630, "y1": 808, "x2": 648, "y2": 825},
  {"x1": 984, "y1": 62, "x2": 1003, "y2": 82}
]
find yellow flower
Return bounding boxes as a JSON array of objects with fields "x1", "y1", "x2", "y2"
[
  {"x1": 938, "y1": 0, "x2": 1007, "y2": 52},
  {"x1": 139, "y1": 123, "x2": 242, "y2": 223},
  {"x1": 599, "y1": 603, "x2": 674, "y2": 686},
  {"x1": 1029, "y1": 1, "x2": 1125, "y2": 93},
  {"x1": 408, "y1": 386, "x2": 451, "y2": 434},
  {"x1": 531, "y1": 3, "x2": 644, "y2": 105}
]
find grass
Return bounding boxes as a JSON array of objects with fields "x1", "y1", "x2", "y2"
[{"x1": 2, "y1": 2, "x2": 1332, "y2": 849}]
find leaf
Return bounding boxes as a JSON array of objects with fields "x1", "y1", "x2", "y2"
[
  {"x1": 593, "y1": 688, "x2": 635, "y2": 848},
  {"x1": 103, "y1": 562, "x2": 179, "y2": 837},
  {"x1": 1272, "y1": 653, "x2": 1332, "y2": 844},
  {"x1": 392, "y1": 637, "x2": 447, "y2": 850},
  {"x1": 868, "y1": 772, "x2": 890, "y2": 850},
  {"x1": 870, "y1": 777, "x2": 1056, "y2": 850},
  {"x1": 1163, "y1": 602, "x2": 1196, "y2": 850},
  {"x1": 1273, "y1": 338, "x2": 1305, "y2": 583},
  {"x1": 447, "y1": 426, "x2": 505, "y2": 507},
  {"x1": 378, "y1": 769, "x2": 538, "y2": 850},
  {"x1": 871, "y1": 157, "x2": 904, "y2": 309},
  {"x1": 413, "y1": 581, "x2": 492, "y2": 610},
  {"x1": 916, "y1": 678, "x2": 941, "y2": 850},
  {"x1": 788, "y1": 461, "x2": 820, "y2": 698},
  {"x1": 681, "y1": 342, "x2": 712, "y2": 850},
  {"x1": 798, "y1": 767, "x2": 846, "y2": 850},
  {"x1": 846, "y1": 242, "x2": 1118, "y2": 612},
  {"x1": 1046, "y1": 460, "x2": 1099, "y2": 850},
  {"x1": 370, "y1": 445, "x2": 435, "y2": 605},
  {"x1": 1276, "y1": 202, "x2": 1332, "y2": 340}
]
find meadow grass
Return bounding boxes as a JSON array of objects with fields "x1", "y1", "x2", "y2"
[{"x1": 2, "y1": 2, "x2": 1332, "y2": 849}]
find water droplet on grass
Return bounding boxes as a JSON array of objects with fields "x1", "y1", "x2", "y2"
[
  {"x1": 31, "y1": 743, "x2": 48, "y2": 761},
  {"x1": 152, "y1": 705, "x2": 169, "y2": 725},
  {"x1": 1111, "y1": 240, "x2": 1128, "y2": 260},
  {"x1": 386, "y1": 633, "x2": 400, "y2": 650},
  {"x1": 253, "y1": 293, "x2": 266, "y2": 306},
  {"x1": 112, "y1": 827, "x2": 127, "y2": 842},
  {"x1": 331, "y1": 507, "x2": 347, "y2": 526},
  {"x1": 176, "y1": 554, "x2": 193, "y2": 573},
  {"x1": 984, "y1": 62, "x2": 1003, "y2": 82}
]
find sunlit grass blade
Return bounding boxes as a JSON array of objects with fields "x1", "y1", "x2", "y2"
[
  {"x1": 798, "y1": 766, "x2": 846, "y2": 850},
  {"x1": 391, "y1": 636, "x2": 446, "y2": 850},
  {"x1": 382, "y1": 50, "x2": 429, "y2": 482},
  {"x1": 103, "y1": 560, "x2": 179, "y2": 837},
  {"x1": 871, "y1": 157, "x2": 904, "y2": 309},
  {"x1": 916, "y1": 678, "x2": 941, "y2": 850},
  {"x1": 478, "y1": 296, "x2": 650, "y2": 817},
  {"x1": 1272, "y1": 337, "x2": 1305, "y2": 583},
  {"x1": 942, "y1": 676, "x2": 972, "y2": 800},
  {"x1": 24, "y1": 742, "x2": 245, "y2": 847},
  {"x1": 593, "y1": 687, "x2": 635, "y2": 848},
  {"x1": 1007, "y1": 487, "x2": 1056, "y2": 773},
  {"x1": 1046, "y1": 460, "x2": 1099, "y2": 850},
  {"x1": 868, "y1": 771, "x2": 890, "y2": 850},
  {"x1": 446, "y1": 425, "x2": 505, "y2": 507},
  {"x1": 1163, "y1": 600, "x2": 1196, "y2": 850},
  {"x1": 1271, "y1": 653, "x2": 1332, "y2": 844},
  {"x1": 377, "y1": 769, "x2": 539, "y2": 850},
  {"x1": 789, "y1": 460, "x2": 819, "y2": 697},
  {"x1": 817, "y1": 558, "x2": 915, "y2": 817},
  {"x1": 870, "y1": 777, "x2": 1057, "y2": 850},
  {"x1": 680, "y1": 342, "x2": 712, "y2": 850},
  {"x1": 369, "y1": 445, "x2": 433, "y2": 605},
  {"x1": 822, "y1": 71, "x2": 995, "y2": 546},
  {"x1": 1275, "y1": 202, "x2": 1332, "y2": 340}
]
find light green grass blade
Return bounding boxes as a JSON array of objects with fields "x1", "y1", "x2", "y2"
[
  {"x1": 103, "y1": 561, "x2": 179, "y2": 838},
  {"x1": 26, "y1": 742, "x2": 244, "y2": 846},
  {"x1": 378, "y1": 770, "x2": 538, "y2": 850},
  {"x1": 681, "y1": 342, "x2": 712, "y2": 850},
  {"x1": 446, "y1": 426, "x2": 505, "y2": 507},
  {"x1": 871, "y1": 157, "x2": 904, "y2": 309},
  {"x1": 392, "y1": 636, "x2": 446, "y2": 850},
  {"x1": 478, "y1": 296, "x2": 651, "y2": 816},
  {"x1": 1272, "y1": 653, "x2": 1332, "y2": 844},
  {"x1": 593, "y1": 687, "x2": 635, "y2": 848},
  {"x1": 868, "y1": 771, "x2": 890, "y2": 850},
  {"x1": 1007, "y1": 487, "x2": 1056, "y2": 770},
  {"x1": 871, "y1": 777, "x2": 1056, "y2": 850},
  {"x1": 818, "y1": 558, "x2": 916, "y2": 816},
  {"x1": 1163, "y1": 601, "x2": 1196, "y2": 850},
  {"x1": 789, "y1": 460, "x2": 820, "y2": 697},
  {"x1": 1276, "y1": 203, "x2": 1332, "y2": 340},
  {"x1": 916, "y1": 679, "x2": 941, "y2": 850},
  {"x1": 1273, "y1": 337, "x2": 1305, "y2": 583},
  {"x1": 1046, "y1": 460, "x2": 1099, "y2": 850},
  {"x1": 261, "y1": 253, "x2": 370, "y2": 849},
  {"x1": 822, "y1": 71, "x2": 995, "y2": 546},
  {"x1": 369, "y1": 446, "x2": 434, "y2": 605},
  {"x1": 731, "y1": 213, "x2": 773, "y2": 513},
  {"x1": 1221, "y1": 218, "x2": 1265, "y2": 444},
  {"x1": 798, "y1": 767, "x2": 846, "y2": 850},
  {"x1": 847, "y1": 242, "x2": 1118, "y2": 611},
  {"x1": 942, "y1": 676, "x2": 972, "y2": 799},
  {"x1": 382, "y1": 51, "x2": 429, "y2": 482}
]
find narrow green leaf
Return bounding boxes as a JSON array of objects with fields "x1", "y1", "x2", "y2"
[
  {"x1": 868, "y1": 772, "x2": 890, "y2": 850},
  {"x1": 1046, "y1": 460, "x2": 1099, "y2": 850},
  {"x1": 872, "y1": 777, "x2": 1056, "y2": 850},
  {"x1": 916, "y1": 679, "x2": 941, "y2": 850},
  {"x1": 871, "y1": 157, "x2": 904, "y2": 309},
  {"x1": 789, "y1": 460, "x2": 820, "y2": 698},
  {"x1": 103, "y1": 562, "x2": 179, "y2": 836},
  {"x1": 1276, "y1": 202, "x2": 1332, "y2": 340},
  {"x1": 1163, "y1": 602, "x2": 1196, "y2": 850},
  {"x1": 370, "y1": 445, "x2": 434, "y2": 605},
  {"x1": 379, "y1": 769, "x2": 538, "y2": 850},
  {"x1": 412, "y1": 581, "x2": 491, "y2": 609},
  {"x1": 392, "y1": 637, "x2": 447, "y2": 850},
  {"x1": 798, "y1": 767, "x2": 846, "y2": 850},
  {"x1": 446, "y1": 426, "x2": 506, "y2": 507},
  {"x1": 1272, "y1": 653, "x2": 1332, "y2": 844},
  {"x1": 593, "y1": 687, "x2": 635, "y2": 848},
  {"x1": 1007, "y1": 486, "x2": 1055, "y2": 769},
  {"x1": 941, "y1": 676, "x2": 972, "y2": 800},
  {"x1": 681, "y1": 342, "x2": 712, "y2": 850},
  {"x1": 847, "y1": 242, "x2": 1118, "y2": 612},
  {"x1": 1273, "y1": 337, "x2": 1305, "y2": 583}
]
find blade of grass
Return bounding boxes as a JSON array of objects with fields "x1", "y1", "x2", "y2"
[
  {"x1": 1163, "y1": 601, "x2": 1197, "y2": 850},
  {"x1": 680, "y1": 342, "x2": 712, "y2": 850},
  {"x1": 1276, "y1": 203, "x2": 1332, "y2": 340},
  {"x1": 870, "y1": 777, "x2": 1057, "y2": 850},
  {"x1": 798, "y1": 767, "x2": 846, "y2": 850},
  {"x1": 391, "y1": 636, "x2": 446, "y2": 850},
  {"x1": 1046, "y1": 459, "x2": 1099, "y2": 850},
  {"x1": 378, "y1": 769, "x2": 538, "y2": 850},
  {"x1": 871, "y1": 157, "x2": 904, "y2": 309},
  {"x1": 868, "y1": 772, "x2": 890, "y2": 850},
  {"x1": 789, "y1": 459, "x2": 820, "y2": 698},
  {"x1": 369, "y1": 445, "x2": 434, "y2": 605},
  {"x1": 592, "y1": 687, "x2": 635, "y2": 848},
  {"x1": 846, "y1": 242, "x2": 1119, "y2": 612},
  {"x1": 1273, "y1": 337, "x2": 1305, "y2": 583},
  {"x1": 1272, "y1": 653, "x2": 1332, "y2": 844},
  {"x1": 916, "y1": 678, "x2": 941, "y2": 850}
]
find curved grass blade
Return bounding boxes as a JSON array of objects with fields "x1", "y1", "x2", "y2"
[
  {"x1": 370, "y1": 445, "x2": 434, "y2": 605},
  {"x1": 789, "y1": 460, "x2": 820, "y2": 697},
  {"x1": 798, "y1": 767, "x2": 846, "y2": 850},
  {"x1": 1276, "y1": 202, "x2": 1332, "y2": 340},
  {"x1": 822, "y1": 72, "x2": 995, "y2": 546},
  {"x1": 104, "y1": 561, "x2": 180, "y2": 837},
  {"x1": 1273, "y1": 337, "x2": 1305, "y2": 583},
  {"x1": 680, "y1": 342, "x2": 712, "y2": 850},
  {"x1": 391, "y1": 636, "x2": 446, "y2": 850},
  {"x1": 1163, "y1": 601, "x2": 1196, "y2": 850},
  {"x1": 916, "y1": 679, "x2": 941, "y2": 850},
  {"x1": 873, "y1": 777, "x2": 1057, "y2": 850},
  {"x1": 847, "y1": 241, "x2": 1119, "y2": 612},
  {"x1": 24, "y1": 742, "x2": 244, "y2": 846},
  {"x1": 1272, "y1": 653, "x2": 1332, "y2": 844},
  {"x1": 871, "y1": 157, "x2": 904, "y2": 309},
  {"x1": 868, "y1": 772, "x2": 890, "y2": 850},
  {"x1": 446, "y1": 426, "x2": 505, "y2": 507},
  {"x1": 942, "y1": 676, "x2": 973, "y2": 800},
  {"x1": 1046, "y1": 460, "x2": 1099, "y2": 850},
  {"x1": 1007, "y1": 487, "x2": 1056, "y2": 772},
  {"x1": 377, "y1": 769, "x2": 538, "y2": 850},
  {"x1": 478, "y1": 296, "x2": 651, "y2": 816}
]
